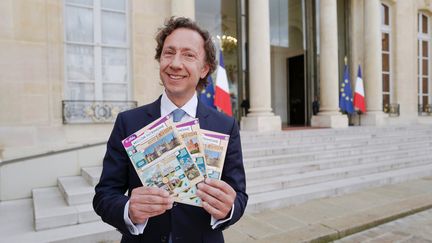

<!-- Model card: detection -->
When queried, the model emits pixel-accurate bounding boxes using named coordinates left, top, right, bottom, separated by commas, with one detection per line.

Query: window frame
left=417, top=12, right=431, bottom=114
left=381, top=3, right=392, bottom=112
left=63, top=0, right=131, bottom=101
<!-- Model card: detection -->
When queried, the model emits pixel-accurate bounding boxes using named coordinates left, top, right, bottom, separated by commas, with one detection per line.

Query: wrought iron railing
left=418, top=104, right=432, bottom=116
left=383, top=103, right=400, bottom=117
left=62, top=100, right=137, bottom=124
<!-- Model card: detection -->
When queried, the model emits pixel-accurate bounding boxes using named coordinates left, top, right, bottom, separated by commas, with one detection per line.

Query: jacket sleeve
left=218, top=119, right=248, bottom=229
left=93, top=113, right=133, bottom=235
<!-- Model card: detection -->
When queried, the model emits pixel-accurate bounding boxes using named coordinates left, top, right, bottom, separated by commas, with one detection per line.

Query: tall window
left=195, top=0, right=241, bottom=119
left=64, top=0, right=130, bottom=101
left=418, top=12, right=431, bottom=114
left=381, top=3, right=392, bottom=112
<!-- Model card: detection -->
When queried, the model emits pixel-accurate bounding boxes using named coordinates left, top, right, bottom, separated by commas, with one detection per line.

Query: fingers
left=202, top=178, right=236, bottom=196
left=132, top=186, right=170, bottom=197
left=202, top=201, right=229, bottom=220
left=129, top=203, right=170, bottom=223
left=196, top=179, right=236, bottom=220
left=128, top=186, right=174, bottom=224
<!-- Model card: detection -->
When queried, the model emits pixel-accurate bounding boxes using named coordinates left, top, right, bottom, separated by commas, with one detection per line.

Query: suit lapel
left=146, top=96, right=162, bottom=120
left=196, top=99, right=211, bottom=129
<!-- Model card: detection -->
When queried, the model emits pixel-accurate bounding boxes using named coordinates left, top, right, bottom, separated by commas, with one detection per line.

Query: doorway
left=288, top=55, right=305, bottom=125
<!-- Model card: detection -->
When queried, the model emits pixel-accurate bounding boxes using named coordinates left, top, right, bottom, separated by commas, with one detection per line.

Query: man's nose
left=170, top=53, right=183, bottom=69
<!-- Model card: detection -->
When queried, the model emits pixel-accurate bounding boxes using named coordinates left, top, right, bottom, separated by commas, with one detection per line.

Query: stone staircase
left=242, top=125, right=432, bottom=212
left=32, top=167, right=102, bottom=231
left=28, top=125, right=432, bottom=240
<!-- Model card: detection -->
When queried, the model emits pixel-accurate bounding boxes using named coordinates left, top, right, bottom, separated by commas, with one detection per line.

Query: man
left=93, top=17, right=248, bottom=243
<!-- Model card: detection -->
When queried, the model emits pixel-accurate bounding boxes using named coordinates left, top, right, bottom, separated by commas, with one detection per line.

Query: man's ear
left=200, top=64, right=210, bottom=79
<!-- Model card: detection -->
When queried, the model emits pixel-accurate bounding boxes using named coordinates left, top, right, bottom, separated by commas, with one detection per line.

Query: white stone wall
left=0, top=0, right=172, bottom=161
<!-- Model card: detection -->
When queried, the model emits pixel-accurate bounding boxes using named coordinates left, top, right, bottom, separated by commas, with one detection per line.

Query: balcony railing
left=383, top=103, right=400, bottom=117
left=418, top=104, right=432, bottom=116
left=62, top=100, right=137, bottom=124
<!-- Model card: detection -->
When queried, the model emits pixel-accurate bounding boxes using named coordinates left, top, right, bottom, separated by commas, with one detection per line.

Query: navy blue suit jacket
left=93, top=97, right=248, bottom=243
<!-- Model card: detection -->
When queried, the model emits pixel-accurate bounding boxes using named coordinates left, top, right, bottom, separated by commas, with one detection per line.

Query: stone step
left=246, top=163, right=432, bottom=213
left=240, top=126, right=432, bottom=142
left=245, top=147, right=431, bottom=179
left=315, top=141, right=431, bottom=160
left=242, top=127, right=431, bottom=141
left=242, top=136, right=432, bottom=158
left=32, top=187, right=99, bottom=231
left=247, top=153, right=432, bottom=194
left=241, top=130, right=432, bottom=148
left=58, top=176, right=94, bottom=206
left=242, top=133, right=372, bottom=146
left=81, top=166, right=102, bottom=186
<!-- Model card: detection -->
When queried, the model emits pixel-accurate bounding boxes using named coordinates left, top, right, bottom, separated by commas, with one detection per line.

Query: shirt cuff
left=123, top=200, right=147, bottom=235
left=210, top=204, right=235, bottom=229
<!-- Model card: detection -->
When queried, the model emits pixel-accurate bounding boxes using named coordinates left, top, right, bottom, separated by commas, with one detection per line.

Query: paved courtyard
left=335, top=208, right=432, bottom=243
left=223, top=176, right=432, bottom=243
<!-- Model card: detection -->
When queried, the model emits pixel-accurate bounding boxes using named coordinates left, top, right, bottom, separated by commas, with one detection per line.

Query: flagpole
left=358, top=110, right=361, bottom=126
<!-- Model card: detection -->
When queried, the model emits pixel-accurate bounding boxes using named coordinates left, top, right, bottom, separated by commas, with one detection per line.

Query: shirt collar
left=160, top=90, right=197, bottom=118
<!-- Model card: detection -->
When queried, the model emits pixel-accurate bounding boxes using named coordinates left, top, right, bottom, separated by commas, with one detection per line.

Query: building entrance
left=288, top=55, right=306, bottom=125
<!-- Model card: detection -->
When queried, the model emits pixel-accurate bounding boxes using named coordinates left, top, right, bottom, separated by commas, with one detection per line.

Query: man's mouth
left=168, top=74, right=186, bottom=80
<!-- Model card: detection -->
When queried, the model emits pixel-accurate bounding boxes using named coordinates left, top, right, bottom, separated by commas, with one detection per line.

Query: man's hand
left=128, top=187, right=174, bottom=224
left=196, top=178, right=236, bottom=220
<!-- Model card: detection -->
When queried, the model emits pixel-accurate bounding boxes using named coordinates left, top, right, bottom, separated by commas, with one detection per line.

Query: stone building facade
left=1, top=0, right=432, bottom=201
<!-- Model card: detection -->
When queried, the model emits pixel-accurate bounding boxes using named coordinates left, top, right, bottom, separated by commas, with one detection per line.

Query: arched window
left=381, top=3, right=392, bottom=113
left=418, top=12, right=431, bottom=115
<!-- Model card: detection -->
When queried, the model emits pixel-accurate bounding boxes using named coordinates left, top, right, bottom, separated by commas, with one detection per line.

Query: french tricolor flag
left=353, top=65, right=366, bottom=113
left=214, top=51, right=232, bottom=116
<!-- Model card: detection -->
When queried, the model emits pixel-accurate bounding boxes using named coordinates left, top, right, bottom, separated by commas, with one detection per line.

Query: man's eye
left=184, top=53, right=196, bottom=58
left=163, top=50, right=175, bottom=55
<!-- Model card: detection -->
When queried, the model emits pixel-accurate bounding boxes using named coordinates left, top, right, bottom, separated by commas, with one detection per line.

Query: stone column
left=311, top=0, right=348, bottom=128
left=361, top=0, right=386, bottom=125
left=393, top=1, right=417, bottom=124
left=171, top=0, right=195, bottom=19
left=241, top=0, right=281, bottom=131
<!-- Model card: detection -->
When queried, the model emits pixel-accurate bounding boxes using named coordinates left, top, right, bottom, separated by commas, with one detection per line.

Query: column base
left=311, top=113, right=349, bottom=128
left=240, top=115, right=281, bottom=132
left=358, top=111, right=387, bottom=126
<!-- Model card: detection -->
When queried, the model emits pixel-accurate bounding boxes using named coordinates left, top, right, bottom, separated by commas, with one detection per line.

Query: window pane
left=423, top=41, right=428, bottom=57
left=103, top=83, right=127, bottom=100
left=66, top=45, right=94, bottom=80
left=383, top=74, right=390, bottom=92
left=66, top=0, right=93, bottom=6
left=382, top=53, right=390, bottom=72
left=101, top=11, right=126, bottom=45
left=102, top=48, right=127, bottom=82
left=66, top=6, right=93, bottom=43
left=423, top=59, right=428, bottom=75
left=423, top=78, right=429, bottom=94
left=382, top=33, right=389, bottom=51
left=423, top=14, right=428, bottom=34
left=382, top=4, right=389, bottom=25
left=67, top=82, right=94, bottom=100
left=101, top=0, right=125, bottom=11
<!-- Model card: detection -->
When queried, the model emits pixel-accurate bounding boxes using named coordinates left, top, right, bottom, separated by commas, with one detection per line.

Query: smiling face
left=159, top=28, right=210, bottom=107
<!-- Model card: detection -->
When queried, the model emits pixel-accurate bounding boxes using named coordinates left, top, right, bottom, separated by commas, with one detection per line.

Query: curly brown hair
left=155, top=16, right=217, bottom=91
